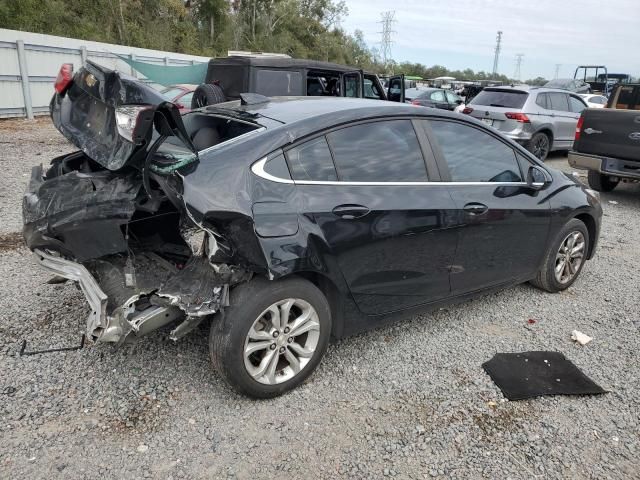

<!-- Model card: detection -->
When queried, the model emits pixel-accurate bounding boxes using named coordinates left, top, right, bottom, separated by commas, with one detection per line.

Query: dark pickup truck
left=569, top=84, right=640, bottom=191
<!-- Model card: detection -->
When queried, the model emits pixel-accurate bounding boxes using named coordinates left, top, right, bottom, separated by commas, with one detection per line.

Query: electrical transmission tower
left=554, top=64, right=561, bottom=79
left=514, top=53, right=524, bottom=81
left=492, top=31, right=503, bottom=77
left=379, top=11, right=396, bottom=73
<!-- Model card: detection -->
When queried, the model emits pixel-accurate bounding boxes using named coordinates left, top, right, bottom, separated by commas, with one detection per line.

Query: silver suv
left=462, top=86, right=588, bottom=160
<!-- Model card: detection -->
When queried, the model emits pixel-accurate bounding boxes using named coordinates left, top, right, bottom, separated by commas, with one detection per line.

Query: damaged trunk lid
left=50, top=60, right=195, bottom=171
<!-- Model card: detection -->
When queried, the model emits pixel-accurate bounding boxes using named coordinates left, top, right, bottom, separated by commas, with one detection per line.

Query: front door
left=424, top=118, right=552, bottom=294
left=284, top=118, right=458, bottom=315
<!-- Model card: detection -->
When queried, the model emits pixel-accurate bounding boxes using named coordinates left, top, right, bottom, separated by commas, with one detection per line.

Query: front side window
left=429, top=121, right=522, bottom=182
left=327, top=120, right=427, bottom=182
left=569, top=96, right=586, bottom=113
left=286, top=136, right=337, bottom=181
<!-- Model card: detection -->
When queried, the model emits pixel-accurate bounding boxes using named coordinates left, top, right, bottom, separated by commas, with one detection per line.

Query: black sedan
left=408, top=87, right=464, bottom=110
left=25, top=62, right=602, bottom=398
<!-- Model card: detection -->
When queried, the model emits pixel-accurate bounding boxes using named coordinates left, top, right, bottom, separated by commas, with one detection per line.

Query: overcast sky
left=340, top=0, right=639, bottom=80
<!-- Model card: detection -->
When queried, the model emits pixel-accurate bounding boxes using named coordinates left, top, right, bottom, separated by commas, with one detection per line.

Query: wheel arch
left=290, top=271, right=346, bottom=340
left=573, top=212, right=597, bottom=259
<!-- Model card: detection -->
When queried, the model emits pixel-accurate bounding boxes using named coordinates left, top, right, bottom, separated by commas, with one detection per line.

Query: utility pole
left=379, top=11, right=396, bottom=74
left=554, top=64, right=561, bottom=79
left=492, top=31, right=503, bottom=78
left=514, top=53, right=524, bottom=81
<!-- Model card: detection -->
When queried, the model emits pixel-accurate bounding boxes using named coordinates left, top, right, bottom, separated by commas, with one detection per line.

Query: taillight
left=411, top=99, right=420, bottom=106
left=115, top=106, right=154, bottom=143
left=462, top=107, right=473, bottom=114
left=575, top=115, right=584, bottom=141
left=505, top=112, right=530, bottom=123
left=54, top=63, right=74, bottom=94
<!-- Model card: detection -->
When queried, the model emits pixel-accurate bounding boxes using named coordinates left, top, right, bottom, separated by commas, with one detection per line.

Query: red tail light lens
left=462, top=107, right=474, bottom=114
left=505, top=112, right=530, bottom=123
left=575, top=115, right=584, bottom=141
left=410, top=99, right=420, bottom=105
left=54, top=63, right=74, bottom=94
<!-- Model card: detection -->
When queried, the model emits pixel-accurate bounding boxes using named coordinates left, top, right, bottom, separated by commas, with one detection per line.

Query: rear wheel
left=526, top=132, right=551, bottom=161
left=191, top=83, right=226, bottom=109
left=530, top=219, right=589, bottom=293
left=587, top=170, right=619, bottom=192
left=210, top=277, right=331, bottom=398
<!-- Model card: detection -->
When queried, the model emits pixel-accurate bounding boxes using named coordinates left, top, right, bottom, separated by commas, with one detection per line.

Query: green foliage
left=0, top=0, right=532, bottom=83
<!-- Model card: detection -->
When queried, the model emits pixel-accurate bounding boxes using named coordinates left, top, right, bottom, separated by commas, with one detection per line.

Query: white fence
left=0, top=28, right=211, bottom=119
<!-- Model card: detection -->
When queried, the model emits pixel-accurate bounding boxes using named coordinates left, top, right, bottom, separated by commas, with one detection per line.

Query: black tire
left=587, top=170, right=618, bottom=192
left=191, top=83, right=226, bottom=109
left=530, top=218, right=589, bottom=293
left=209, top=276, right=331, bottom=398
left=525, top=132, right=551, bottom=161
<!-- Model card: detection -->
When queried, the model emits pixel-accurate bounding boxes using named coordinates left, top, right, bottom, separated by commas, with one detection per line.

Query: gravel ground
left=1, top=118, right=639, bottom=480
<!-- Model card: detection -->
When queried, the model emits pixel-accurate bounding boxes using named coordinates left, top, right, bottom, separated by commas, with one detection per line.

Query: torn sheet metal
left=23, top=162, right=141, bottom=261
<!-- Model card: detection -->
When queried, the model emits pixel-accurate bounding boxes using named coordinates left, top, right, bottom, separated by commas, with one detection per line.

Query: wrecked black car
left=24, top=62, right=602, bottom=398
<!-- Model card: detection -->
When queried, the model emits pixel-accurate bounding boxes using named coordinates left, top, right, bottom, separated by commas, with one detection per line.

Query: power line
left=514, top=53, right=524, bottom=81
left=378, top=11, right=396, bottom=74
left=492, top=31, right=503, bottom=77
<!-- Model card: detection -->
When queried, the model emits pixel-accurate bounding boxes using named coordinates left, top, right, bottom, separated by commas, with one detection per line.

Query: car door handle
left=463, top=203, right=488, bottom=215
left=332, top=204, right=370, bottom=219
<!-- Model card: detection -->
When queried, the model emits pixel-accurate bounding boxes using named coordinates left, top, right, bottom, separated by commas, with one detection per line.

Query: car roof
left=209, top=56, right=367, bottom=74
left=199, top=96, right=467, bottom=143
left=204, top=96, right=428, bottom=124
left=482, top=85, right=584, bottom=95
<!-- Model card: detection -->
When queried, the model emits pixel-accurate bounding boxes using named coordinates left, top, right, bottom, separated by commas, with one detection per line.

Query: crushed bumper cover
left=33, top=248, right=184, bottom=343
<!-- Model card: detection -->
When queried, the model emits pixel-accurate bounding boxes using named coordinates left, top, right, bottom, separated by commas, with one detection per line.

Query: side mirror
left=527, top=165, right=550, bottom=190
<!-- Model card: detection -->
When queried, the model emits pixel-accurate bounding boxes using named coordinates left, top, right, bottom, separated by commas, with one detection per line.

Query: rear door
left=284, top=118, right=458, bottom=315
left=341, top=70, right=364, bottom=98
left=387, top=74, right=406, bottom=102
left=424, top=119, right=552, bottom=293
left=547, top=92, right=576, bottom=146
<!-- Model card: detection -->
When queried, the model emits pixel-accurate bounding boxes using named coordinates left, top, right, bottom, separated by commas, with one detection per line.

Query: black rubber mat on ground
left=482, top=351, right=607, bottom=401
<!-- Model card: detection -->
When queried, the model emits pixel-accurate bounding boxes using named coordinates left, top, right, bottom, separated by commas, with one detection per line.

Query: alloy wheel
left=243, top=298, right=321, bottom=385
left=554, top=231, right=585, bottom=284
left=533, top=134, right=550, bottom=160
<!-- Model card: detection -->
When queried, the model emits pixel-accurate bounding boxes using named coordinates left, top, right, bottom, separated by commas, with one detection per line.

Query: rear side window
left=613, top=86, right=640, bottom=110
left=327, top=120, right=428, bottom=182
left=255, top=70, right=303, bottom=96
left=569, top=96, right=586, bottom=113
left=429, top=121, right=522, bottom=182
left=548, top=92, right=570, bottom=111
left=469, top=89, right=528, bottom=108
left=286, top=137, right=337, bottom=181
left=431, top=91, right=446, bottom=102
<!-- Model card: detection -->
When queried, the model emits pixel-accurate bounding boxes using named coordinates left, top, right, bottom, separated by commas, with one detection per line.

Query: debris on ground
left=482, top=351, right=607, bottom=401
left=571, top=330, right=593, bottom=345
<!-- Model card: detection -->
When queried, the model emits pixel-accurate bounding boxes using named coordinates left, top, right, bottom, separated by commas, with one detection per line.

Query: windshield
left=545, top=79, right=570, bottom=88
left=469, top=89, right=528, bottom=108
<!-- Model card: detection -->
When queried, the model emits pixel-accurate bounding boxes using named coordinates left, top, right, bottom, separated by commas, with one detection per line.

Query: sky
left=340, top=0, right=640, bottom=80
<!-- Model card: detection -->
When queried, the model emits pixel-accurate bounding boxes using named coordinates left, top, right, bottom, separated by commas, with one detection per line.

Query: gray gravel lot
left=1, top=118, right=639, bottom=479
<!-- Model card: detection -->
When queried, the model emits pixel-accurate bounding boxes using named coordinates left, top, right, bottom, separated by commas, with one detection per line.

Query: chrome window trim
left=251, top=157, right=529, bottom=187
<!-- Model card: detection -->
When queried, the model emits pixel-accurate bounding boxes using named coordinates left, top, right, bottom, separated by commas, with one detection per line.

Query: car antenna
left=240, top=93, right=270, bottom=106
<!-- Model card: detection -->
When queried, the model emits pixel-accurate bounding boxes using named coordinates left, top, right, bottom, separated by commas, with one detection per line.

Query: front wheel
left=209, top=277, right=331, bottom=398
left=530, top=219, right=589, bottom=293
left=587, top=170, right=619, bottom=192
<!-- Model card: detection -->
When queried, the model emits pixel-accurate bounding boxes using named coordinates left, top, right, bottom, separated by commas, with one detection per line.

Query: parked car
left=569, top=83, right=640, bottom=191
left=579, top=94, right=607, bottom=108
left=191, top=56, right=405, bottom=108
left=159, top=84, right=197, bottom=112
left=26, top=61, right=602, bottom=398
left=462, top=85, right=588, bottom=161
left=545, top=78, right=591, bottom=94
left=409, top=88, right=464, bottom=110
